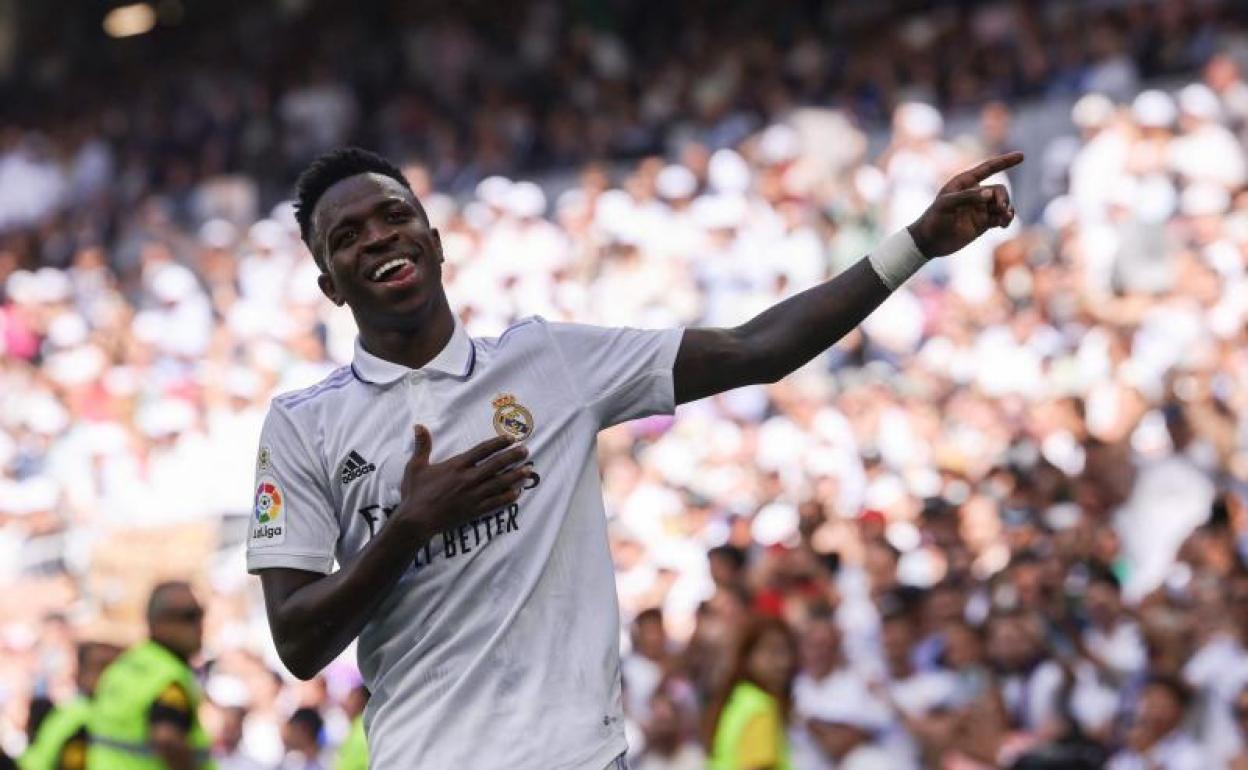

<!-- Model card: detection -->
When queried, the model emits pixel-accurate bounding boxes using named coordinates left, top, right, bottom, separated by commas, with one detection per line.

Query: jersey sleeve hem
left=247, top=552, right=334, bottom=575
left=586, top=326, right=684, bottom=417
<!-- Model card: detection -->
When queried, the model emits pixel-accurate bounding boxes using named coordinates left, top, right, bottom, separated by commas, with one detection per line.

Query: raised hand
left=907, top=151, right=1023, bottom=258
left=394, top=425, right=532, bottom=541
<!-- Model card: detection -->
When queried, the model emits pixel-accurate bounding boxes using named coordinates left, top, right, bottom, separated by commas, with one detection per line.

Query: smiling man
left=249, top=147, right=1020, bottom=769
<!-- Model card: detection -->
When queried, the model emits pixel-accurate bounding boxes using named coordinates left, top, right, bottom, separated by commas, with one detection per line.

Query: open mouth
left=369, top=255, right=417, bottom=284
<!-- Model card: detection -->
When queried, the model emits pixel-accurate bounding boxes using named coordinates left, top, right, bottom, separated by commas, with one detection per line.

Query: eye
left=334, top=228, right=357, bottom=249
left=387, top=209, right=412, bottom=223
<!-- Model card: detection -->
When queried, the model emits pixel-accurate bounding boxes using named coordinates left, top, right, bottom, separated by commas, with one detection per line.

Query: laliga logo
left=253, top=481, right=284, bottom=540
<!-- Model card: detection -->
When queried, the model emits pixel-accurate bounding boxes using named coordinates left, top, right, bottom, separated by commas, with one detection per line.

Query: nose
left=361, top=224, right=399, bottom=253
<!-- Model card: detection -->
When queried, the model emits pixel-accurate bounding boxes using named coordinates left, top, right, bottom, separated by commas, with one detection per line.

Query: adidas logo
left=340, top=451, right=376, bottom=485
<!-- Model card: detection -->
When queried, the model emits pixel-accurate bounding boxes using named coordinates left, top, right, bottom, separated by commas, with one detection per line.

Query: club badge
left=492, top=393, right=534, bottom=442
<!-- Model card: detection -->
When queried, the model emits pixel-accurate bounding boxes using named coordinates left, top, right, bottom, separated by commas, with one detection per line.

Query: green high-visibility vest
left=18, top=696, right=91, bottom=770
left=710, top=682, right=794, bottom=770
left=86, top=640, right=215, bottom=770
left=334, top=715, right=368, bottom=770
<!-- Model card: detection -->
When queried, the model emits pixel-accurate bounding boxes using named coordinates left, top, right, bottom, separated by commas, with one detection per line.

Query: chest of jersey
left=323, top=352, right=577, bottom=573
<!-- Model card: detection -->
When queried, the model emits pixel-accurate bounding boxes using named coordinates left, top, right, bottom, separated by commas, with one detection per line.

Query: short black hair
left=287, top=707, right=324, bottom=742
left=293, top=147, right=417, bottom=264
left=1144, top=674, right=1193, bottom=710
left=147, top=580, right=192, bottom=624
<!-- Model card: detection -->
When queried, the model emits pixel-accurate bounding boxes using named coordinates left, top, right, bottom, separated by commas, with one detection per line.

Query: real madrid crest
left=492, top=393, right=534, bottom=442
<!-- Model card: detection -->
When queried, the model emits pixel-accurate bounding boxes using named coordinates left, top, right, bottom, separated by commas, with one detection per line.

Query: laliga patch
left=251, top=476, right=286, bottom=545
left=492, top=393, right=534, bottom=442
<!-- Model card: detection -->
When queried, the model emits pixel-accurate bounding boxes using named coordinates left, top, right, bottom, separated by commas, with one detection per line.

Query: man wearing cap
left=249, top=145, right=1019, bottom=768
left=87, top=582, right=214, bottom=770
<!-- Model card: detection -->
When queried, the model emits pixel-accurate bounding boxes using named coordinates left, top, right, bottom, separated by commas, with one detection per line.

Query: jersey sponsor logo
left=356, top=463, right=542, bottom=571
left=252, top=477, right=285, bottom=544
left=492, top=393, right=534, bottom=442
left=339, top=450, right=377, bottom=485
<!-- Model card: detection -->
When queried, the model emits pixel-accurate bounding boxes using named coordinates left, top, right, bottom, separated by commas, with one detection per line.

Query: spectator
left=705, top=616, right=798, bottom=770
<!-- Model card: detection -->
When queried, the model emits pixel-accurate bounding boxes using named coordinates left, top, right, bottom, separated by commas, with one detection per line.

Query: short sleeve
left=546, top=321, right=684, bottom=429
left=735, top=711, right=780, bottom=769
left=246, top=404, right=339, bottom=575
left=147, top=683, right=193, bottom=733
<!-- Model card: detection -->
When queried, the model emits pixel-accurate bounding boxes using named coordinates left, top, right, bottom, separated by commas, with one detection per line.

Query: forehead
left=313, top=172, right=416, bottom=233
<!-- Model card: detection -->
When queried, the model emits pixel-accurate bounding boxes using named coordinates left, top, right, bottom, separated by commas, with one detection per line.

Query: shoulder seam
left=276, top=367, right=354, bottom=409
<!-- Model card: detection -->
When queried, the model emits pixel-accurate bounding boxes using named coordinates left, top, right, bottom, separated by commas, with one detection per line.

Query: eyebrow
left=321, top=196, right=413, bottom=251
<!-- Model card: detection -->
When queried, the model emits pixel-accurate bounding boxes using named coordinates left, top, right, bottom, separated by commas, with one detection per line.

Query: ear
left=317, top=271, right=344, bottom=307
left=432, top=228, right=444, bottom=264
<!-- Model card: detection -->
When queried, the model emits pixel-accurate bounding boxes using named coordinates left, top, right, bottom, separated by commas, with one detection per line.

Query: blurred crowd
left=5, top=1, right=1248, bottom=769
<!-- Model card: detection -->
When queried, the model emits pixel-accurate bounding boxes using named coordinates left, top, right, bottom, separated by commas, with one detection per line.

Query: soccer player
left=249, top=147, right=1020, bottom=768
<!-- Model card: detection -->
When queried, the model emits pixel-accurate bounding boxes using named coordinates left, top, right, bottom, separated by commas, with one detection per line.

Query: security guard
left=19, top=641, right=120, bottom=770
left=87, top=581, right=214, bottom=770
left=334, top=686, right=368, bottom=770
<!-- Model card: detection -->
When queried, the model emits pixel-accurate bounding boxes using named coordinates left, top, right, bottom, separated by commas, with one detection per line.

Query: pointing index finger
left=964, top=151, right=1024, bottom=184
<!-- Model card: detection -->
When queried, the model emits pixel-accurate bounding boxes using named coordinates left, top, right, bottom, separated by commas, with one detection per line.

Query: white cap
left=46, top=312, right=90, bottom=349
left=33, top=268, right=72, bottom=304
left=5, top=270, right=35, bottom=304
left=690, top=194, right=747, bottom=231
left=248, top=219, right=287, bottom=251
left=45, top=345, right=107, bottom=387
left=198, top=218, right=238, bottom=250
left=1132, top=89, right=1177, bottom=128
left=758, top=123, right=801, bottom=164
left=475, top=175, right=514, bottom=208
left=505, top=181, right=547, bottom=219
left=708, top=149, right=751, bottom=194
left=206, top=674, right=252, bottom=708
left=751, top=502, right=799, bottom=546
left=1178, top=83, right=1221, bottom=121
left=895, top=101, right=943, bottom=139
left=1071, top=93, right=1115, bottom=129
left=137, top=399, right=196, bottom=438
left=656, top=165, right=698, bottom=200
left=1180, top=182, right=1230, bottom=217
left=1044, top=502, right=1083, bottom=531
left=23, top=397, right=69, bottom=435
left=150, top=266, right=198, bottom=303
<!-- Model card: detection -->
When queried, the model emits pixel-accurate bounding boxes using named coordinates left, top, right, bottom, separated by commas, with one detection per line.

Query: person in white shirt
left=1107, top=676, right=1208, bottom=770
left=248, top=146, right=1020, bottom=769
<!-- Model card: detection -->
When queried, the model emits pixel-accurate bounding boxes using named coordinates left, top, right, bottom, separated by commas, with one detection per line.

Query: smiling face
left=312, top=172, right=447, bottom=332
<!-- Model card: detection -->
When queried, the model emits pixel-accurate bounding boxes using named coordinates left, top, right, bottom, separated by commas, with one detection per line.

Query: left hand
left=908, top=151, right=1023, bottom=258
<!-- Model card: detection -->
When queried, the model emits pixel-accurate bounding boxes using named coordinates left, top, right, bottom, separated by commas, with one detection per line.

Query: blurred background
left=3, top=0, right=1248, bottom=768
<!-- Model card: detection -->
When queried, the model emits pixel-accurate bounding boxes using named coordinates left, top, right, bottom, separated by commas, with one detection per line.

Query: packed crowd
left=5, top=2, right=1248, bottom=769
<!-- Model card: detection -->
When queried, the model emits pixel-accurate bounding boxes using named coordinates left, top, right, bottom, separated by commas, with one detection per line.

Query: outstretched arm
left=673, top=152, right=1021, bottom=404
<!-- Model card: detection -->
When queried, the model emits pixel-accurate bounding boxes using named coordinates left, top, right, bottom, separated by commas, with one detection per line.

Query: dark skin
left=260, top=153, right=1022, bottom=680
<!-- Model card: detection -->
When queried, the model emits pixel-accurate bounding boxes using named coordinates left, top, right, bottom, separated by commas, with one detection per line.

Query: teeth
left=371, top=258, right=409, bottom=281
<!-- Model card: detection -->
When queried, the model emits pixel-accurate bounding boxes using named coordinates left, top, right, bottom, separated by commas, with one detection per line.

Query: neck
left=358, top=303, right=455, bottom=370
left=150, top=636, right=188, bottom=663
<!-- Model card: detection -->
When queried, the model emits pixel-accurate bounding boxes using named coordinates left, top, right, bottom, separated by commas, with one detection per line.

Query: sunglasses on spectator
left=162, top=606, right=205, bottom=622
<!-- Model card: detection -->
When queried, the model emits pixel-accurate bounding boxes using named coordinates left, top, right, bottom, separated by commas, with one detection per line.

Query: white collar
left=351, top=319, right=475, bottom=384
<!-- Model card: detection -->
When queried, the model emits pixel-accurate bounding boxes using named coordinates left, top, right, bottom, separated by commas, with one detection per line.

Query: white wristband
left=867, top=228, right=927, bottom=291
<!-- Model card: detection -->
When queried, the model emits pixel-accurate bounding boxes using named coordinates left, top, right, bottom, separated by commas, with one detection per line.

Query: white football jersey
left=247, top=316, right=683, bottom=769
